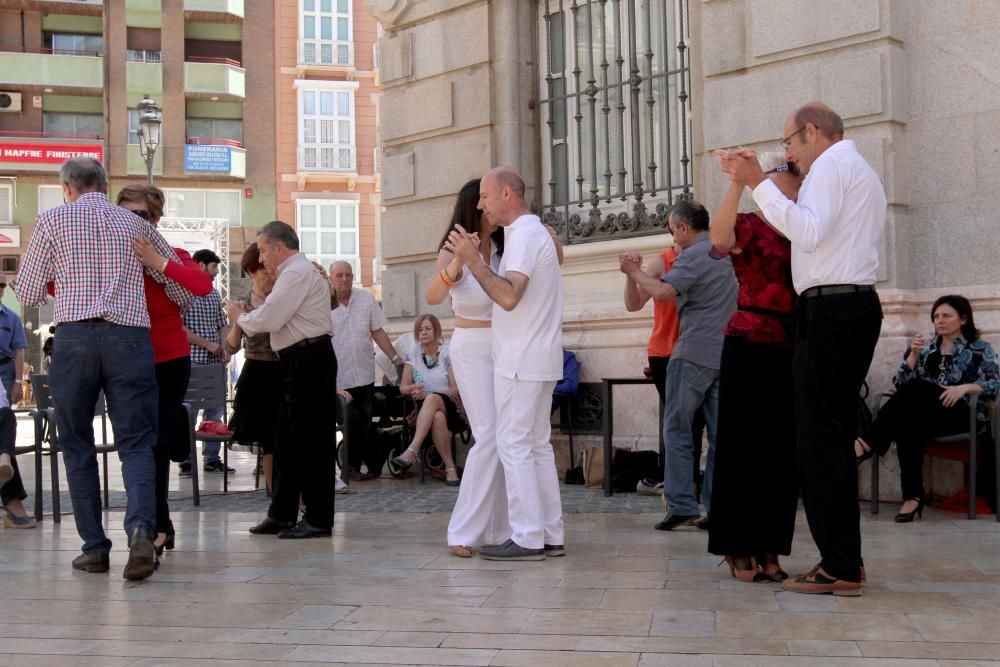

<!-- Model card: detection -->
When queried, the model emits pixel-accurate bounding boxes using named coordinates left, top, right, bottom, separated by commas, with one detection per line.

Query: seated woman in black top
left=855, top=295, right=999, bottom=522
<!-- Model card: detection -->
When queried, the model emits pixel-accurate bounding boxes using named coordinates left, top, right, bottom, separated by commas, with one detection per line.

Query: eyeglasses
left=765, top=164, right=790, bottom=174
left=131, top=209, right=151, bottom=221
left=781, top=125, right=807, bottom=148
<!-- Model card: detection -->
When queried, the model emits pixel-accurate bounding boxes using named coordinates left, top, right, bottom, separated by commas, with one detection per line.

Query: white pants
left=447, top=328, right=511, bottom=548
left=494, top=374, right=564, bottom=549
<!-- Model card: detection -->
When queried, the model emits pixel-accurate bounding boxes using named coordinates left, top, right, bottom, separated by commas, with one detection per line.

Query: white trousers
left=447, top=328, right=511, bottom=548
left=494, top=374, right=564, bottom=549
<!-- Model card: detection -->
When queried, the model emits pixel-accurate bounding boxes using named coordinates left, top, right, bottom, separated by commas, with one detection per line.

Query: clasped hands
left=715, top=147, right=766, bottom=189
left=618, top=251, right=643, bottom=275
left=225, top=300, right=248, bottom=325
left=444, top=224, right=481, bottom=265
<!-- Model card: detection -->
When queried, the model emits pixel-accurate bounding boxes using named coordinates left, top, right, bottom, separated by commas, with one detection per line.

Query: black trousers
left=708, top=336, right=797, bottom=556
left=268, top=338, right=338, bottom=529
left=154, top=356, right=191, bottom=533
left=650, top=355, right=705, bottom=485
left=345, top=383, right=376, bottom=473
left=865, top=379, right=968, bottom=501
left=0, top=406, right=24, bottom=505
left=794, top=290, right=882, bottom=582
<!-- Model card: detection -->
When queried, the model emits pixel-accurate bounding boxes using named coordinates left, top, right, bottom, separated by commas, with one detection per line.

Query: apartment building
left=274, top=0, right=381, bottom=289
left=0, top=0, right=276, bottom=315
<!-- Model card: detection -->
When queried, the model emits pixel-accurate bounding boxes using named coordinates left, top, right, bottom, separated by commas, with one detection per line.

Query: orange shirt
left=647, top=247, right=680, bottom=358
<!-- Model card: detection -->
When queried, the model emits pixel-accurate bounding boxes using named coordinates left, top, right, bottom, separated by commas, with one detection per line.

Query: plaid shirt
left=13, top=192, right=190, bottom=327
left=184, top=288, right=228, bottom=365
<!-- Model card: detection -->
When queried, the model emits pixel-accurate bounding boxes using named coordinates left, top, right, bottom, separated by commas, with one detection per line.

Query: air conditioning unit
left=0, top=92, right=22, bottom=113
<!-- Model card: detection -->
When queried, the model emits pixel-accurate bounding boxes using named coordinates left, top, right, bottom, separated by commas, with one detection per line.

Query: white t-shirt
left=450, top=242, right=499, bottom=321
left=493, top=214, right=563, bottom=381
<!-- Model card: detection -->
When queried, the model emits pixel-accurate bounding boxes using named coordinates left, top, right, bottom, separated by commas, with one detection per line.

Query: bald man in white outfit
left=447, top=166, right=565, bottom=561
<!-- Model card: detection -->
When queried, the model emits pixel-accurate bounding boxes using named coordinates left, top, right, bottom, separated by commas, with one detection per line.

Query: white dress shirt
left=331, top=287, right=387, bottom=389
left=238, top=252, right=332, bottom=352
left=752, top=139, right=887, bottom=294
left=493, top=214, right=563, bottom=381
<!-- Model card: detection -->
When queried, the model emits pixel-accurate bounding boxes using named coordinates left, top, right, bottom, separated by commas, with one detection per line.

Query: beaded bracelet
left=439, top=269, right=456, bottom=287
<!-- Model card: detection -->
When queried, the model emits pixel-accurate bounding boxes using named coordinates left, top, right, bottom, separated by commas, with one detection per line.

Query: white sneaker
left=636, top=478, right=663, bottom=496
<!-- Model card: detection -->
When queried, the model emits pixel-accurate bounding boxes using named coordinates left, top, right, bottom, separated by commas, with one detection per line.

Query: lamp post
left=136, top=94, right=162, bottom=185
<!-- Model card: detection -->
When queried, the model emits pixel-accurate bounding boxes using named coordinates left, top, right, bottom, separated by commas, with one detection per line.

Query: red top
left=715, top=212, right=796, bottom=345
left=648, top=247, right=681, bottom=357
left=146, top=248, right=213, bottom=363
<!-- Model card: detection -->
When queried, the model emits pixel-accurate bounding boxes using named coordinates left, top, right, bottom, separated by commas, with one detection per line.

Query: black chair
left=869, top=391, right=998, bottom=520
left=387, top=394, right=470, bottom=484
left=28, top=374, right=118, bottom=523
left=182, top=364, right=232, bottom=505
left=11, top=404, right=44, bottom=522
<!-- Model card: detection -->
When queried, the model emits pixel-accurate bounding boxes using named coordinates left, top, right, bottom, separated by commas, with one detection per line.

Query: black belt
left=737, top=304, right=796, bottom=320
left=800, top=284, right=875, bottom=299
left=277, top=334, right=331, bottom=357
left=69, top=317, right=108, bottom=324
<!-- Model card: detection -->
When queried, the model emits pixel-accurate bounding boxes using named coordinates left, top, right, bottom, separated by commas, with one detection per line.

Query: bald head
left=330, top=259, right=355, bottom=301
left=791, top=102, right=844, bottom=141
left=478, top=166, right=529, bottom=227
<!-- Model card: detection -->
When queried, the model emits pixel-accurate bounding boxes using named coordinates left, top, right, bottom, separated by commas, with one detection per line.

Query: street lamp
left=136, top=94, right=162, bottom=185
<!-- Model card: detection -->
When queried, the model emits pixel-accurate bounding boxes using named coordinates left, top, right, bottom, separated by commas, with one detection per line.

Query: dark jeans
left=154, top=356, right=191, bottom=534
left=865, top=379, right=969, bottom=501
left=345, top=383, right=376, bottom=473
left=0, top=372, right=25, bottom=505
left=0, top=406, right=23, bottom=505
left=794, top=290, right=882, bottom=583
left=649, top=355, right=706, bottom=489
left=268, top=338, right=338, bottom=529
left=49, top=323, right=158, bottom=555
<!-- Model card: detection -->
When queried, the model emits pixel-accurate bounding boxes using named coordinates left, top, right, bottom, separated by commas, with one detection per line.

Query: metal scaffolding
left=158, top=217, right=230, bottom=300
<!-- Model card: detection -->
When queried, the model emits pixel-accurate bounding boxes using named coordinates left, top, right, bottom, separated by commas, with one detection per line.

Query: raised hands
left=444, top=224, right=481, bottom=265
left=619, top=252, right=643, bottom=274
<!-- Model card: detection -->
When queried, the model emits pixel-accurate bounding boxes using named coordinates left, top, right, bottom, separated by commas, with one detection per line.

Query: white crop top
left=449, top=244, right=499, bottom=321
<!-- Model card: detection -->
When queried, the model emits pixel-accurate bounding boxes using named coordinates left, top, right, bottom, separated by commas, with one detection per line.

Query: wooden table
left=601, top=376, right=663, bottom=497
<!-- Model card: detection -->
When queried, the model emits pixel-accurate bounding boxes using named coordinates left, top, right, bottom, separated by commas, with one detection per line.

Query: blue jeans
left=49, top=323, right=158, bottom=555
left=663, top=358, right=720, bottom=517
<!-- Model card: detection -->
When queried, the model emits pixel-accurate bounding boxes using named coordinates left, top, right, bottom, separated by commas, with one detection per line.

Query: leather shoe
left=543, top=544, right=565, bottom=557
left=479, top=539, right=545, bottom=561
left=784, top=565, right=863, bottom=597
left=654, top=512, right=699, bottom=531
left=249, top=516, right=292, bottom=535
left=278, top=519, right=332, bottom=539
left=72, top=552, right=110, bottom=573
left=123, top=525, right=156, bottom=581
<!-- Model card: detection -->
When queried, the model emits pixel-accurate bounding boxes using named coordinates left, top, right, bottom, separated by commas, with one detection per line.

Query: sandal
left=391, top=447, right=419, bottom=470
left=855, top=438, right=874, bottom=466
left=721, top=555, right=763, bottom=583
left=445, top=466, right=460, bottom=487
left=758, top=554, right=788, bottom=582
left=449, top=545, right=474, bottom=558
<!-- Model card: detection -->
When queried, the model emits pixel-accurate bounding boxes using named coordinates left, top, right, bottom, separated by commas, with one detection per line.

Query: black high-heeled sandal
left=154, top=528, right=176, bottom=557
left=894, top=497, right=924, bottom=523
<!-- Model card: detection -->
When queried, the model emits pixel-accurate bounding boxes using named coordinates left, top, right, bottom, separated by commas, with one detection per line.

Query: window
left=1, top=257, right=17, bottom=274
left=38, top=186, right=64, bottom=214
left=297, top=200, right=358, bottom=275
left=298, top=86, right=355, bottom=171
left=43, top=32, right=104, bottom=56
left=185, top=118, right=243, bottom=145
left=163, top=189, right=242, bottom=228
left=300, top=0, right=353, bottom=66
left=43, top=112, right=103, bottom=138
left=128, top=109, right=165, bottom=146
left=126, top=49, right=161, bottom=63
left=536, top=0, right=692, bottom=243
left=0, top=185, right=11, bottom=225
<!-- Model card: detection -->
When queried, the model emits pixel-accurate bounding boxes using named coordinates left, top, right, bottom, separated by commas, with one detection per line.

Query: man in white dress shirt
left=721, top=103, right=885, bottom=596
left=446, top=166, right=565, bottom=561
left=229, top=221, right=338, bottom=540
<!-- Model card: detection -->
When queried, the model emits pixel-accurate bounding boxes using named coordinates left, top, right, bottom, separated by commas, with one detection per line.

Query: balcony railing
left=187, top=137, right=243, bottom=148
left=0, top=49, right=102, bottom=88
left=0, top=130, right=102, bottom=140
left=0, top=45, right=102, bottom=57
left=298, top=39, right=353, bottom=68
left=187, top=55, right=242, bottom=67
left=298, top=144, right=356, bottom=172
left=183, top=0, right=244, bottom=19
left=184, top=59, right=245, bottom=98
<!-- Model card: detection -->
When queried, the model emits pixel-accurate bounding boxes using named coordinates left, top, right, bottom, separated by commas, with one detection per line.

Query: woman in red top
left=706, top=153, right=802, bottom=583
left=118, top=185, right=212, bottom=560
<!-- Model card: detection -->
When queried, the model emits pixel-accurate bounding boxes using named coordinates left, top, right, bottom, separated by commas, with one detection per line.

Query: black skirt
left=433, top=392, right=467, bottom=433
left=707, top=335, right=798, bottom=557
left=229, top=358, right=281, bottom=454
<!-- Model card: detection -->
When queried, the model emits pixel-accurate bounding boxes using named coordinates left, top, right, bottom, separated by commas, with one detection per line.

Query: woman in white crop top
left=426, top=178, right=563, bottom=558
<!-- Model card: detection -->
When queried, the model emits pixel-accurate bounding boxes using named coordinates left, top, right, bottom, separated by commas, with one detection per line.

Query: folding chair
left=182, top=364, right=231, bottom=505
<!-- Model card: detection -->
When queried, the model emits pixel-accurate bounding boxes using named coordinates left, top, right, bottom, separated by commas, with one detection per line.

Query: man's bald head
left=478, top=166, right=529, bottom=227
left=485, top=166, right=526, bottom=198
left=790, top=102, right=844, bottom=141
left=330, top=260, right=352, bottom=274
left=330, top=260, right=355, bottom=300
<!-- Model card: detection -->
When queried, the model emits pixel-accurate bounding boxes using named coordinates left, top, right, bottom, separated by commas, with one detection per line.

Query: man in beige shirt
left=228, top=220, right=337, bottom=539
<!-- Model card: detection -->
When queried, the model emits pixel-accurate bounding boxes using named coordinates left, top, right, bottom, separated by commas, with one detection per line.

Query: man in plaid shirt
left=180, top=249, right=233, bottom=476
left=13, top=157, right=191, bottom=581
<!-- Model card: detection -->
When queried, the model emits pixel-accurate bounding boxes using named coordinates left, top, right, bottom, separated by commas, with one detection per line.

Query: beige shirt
left=237, top=252, right=332, bottom=352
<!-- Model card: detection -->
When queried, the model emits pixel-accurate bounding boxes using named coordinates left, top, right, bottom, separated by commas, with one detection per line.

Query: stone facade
left=365, top=0, right=1000, bottom=501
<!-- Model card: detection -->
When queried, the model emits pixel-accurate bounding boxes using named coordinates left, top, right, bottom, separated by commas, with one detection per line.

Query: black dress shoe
left=694, top=516, right=710, bottom=530
left=249, top=516, right=292, bottom=535
left=72, top=552, right=110, bottom=573
left=123, top=525, right=156, bottom=581
left=654, top=512, right=700, bottom=531
left=278, top=519, right=332, bottom=539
